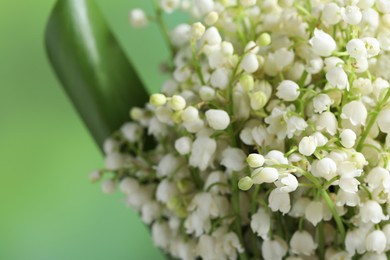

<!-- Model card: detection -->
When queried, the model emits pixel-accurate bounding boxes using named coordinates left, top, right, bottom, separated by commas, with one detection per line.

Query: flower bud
left=205, top=109, right=230, bottom=130
left=239, top=74, right=254, bottom=92
left=276, top=80, right=300, bottom=101
left=191, top=22, right=205, bottom=40
left=169, top=95, right=186, bottom=111
left=299, top=136, right=318, bottom=156
left=203, top=26, right=221, bottom=45
left=129, top=9, right=148, bottom=28
left=340, top=129, right=356, bottom=148
left=175, top=136, right=192, bottom=155
left=257, top=32, right=271, bottom=47
left=150, top=93, right=167, bottom=106
left=238, top=176, right=254, bottom=191
left=347, top=39, right=367, bottom=59
left=89, top=170, right=101, bottom=183
left=199, top=86, right=216, bottom=101
left=102, top=179, right=116, bottom=194
left=252, top=167, right=279, bottom=184
left=241, top=53, right=259, bottom=73
left=247, top=153, right=265, bottom=168
left=342, top=5, right=362, bottom=25
left=130, top=107, right=143, bottom=121
left=309, top=29, right=336, bottom=57
left=204, top=11, right=218, bottom=25
left=181, top=106, right=199, bottom=122
left=250, top=91, right=267, bottom=110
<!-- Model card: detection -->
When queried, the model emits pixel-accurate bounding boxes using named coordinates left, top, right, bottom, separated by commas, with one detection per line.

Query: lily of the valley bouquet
left=87, top=0, right=390, bottom=259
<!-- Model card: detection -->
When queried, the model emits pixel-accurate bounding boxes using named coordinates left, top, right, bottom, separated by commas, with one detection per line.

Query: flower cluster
left=92, top=0, right=390, bottom=259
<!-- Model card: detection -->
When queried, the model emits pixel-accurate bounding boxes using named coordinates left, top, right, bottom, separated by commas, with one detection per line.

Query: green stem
left=321, top=190, right=345, bottom=241
left=153, top=2, right=175, bottom=60
left=250, top=185, right=261, bottom=259
left=356, top=87, right=390, bottom=151
left=231, top=172, right=248, bottom=260
left=318, top=221, right=325, bottom=260
left=191, top=41, right=206, bottom=85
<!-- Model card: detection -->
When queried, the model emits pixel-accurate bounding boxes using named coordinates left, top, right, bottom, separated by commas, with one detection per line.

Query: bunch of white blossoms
left=92, top=0, right=390, bottom=259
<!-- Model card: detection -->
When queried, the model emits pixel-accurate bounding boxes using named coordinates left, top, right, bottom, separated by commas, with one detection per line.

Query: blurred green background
left=0, top=0, right=175, bottom=259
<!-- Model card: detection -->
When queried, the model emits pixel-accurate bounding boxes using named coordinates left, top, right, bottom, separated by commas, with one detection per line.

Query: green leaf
left=45, top=0, right=149, bottom=149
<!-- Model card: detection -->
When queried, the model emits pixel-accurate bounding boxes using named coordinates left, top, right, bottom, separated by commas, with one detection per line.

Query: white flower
left=340, top=129, right=357, bottom=148
left=221, top=147, right=246, bottom=171
left=152, top=222, right=170, bottom=249
left=204, top=171, right=229, bottom=194
left=251, top=208, right=271, bottom=240
left=199, top=86, right=216, bottom=101
left=366, top=230, right=387, bottom=254
left=102, top=179, right=116, bottom=194
left=261, top=237, right=288, bottom=260
left=336, top=189, right=360, bottom=207
left=210, top=68, right=229, bottom=89
left=189, top=136, right=217, bottom=171
left=277, top=174, right=299, bottom=193
left=175, top=136, right=192, bottom=155
left=352, top=57, right=368, bottom=73
left=299, top=136, right=318, bottom=156
left=377, top=108, right=390, bottom=134
left=360, top=200, right=389, bottom=224
left=121, top=122, right=142, bottom=142
left=346, top=228, right=368, bottom=255
left=376, top=0, right=390, bottom=14
left=290, top=230, right=317, bottom=256
left=150, top=93, right=167, bottom=106
left=316, top=111, right=339, bottom=135
left=342, top=5, right=362, bottom=25
left=347, top=39, right=367, bottom=59
left=365, top=167, right=390, bottom=190
left=129, top=9, right=148, bottom=28
left=156, top=179, right=178, bottom=203
left=105, top=152, right=125, bottom=170
left=322, top=3, right=341, bottom=26
left=182, top=106, right=199, bottom=122
left=286, top=116, right=308, bottom=138
left=205, top=109, right=230, bottom=130
left=265, top=150, right=289, bottom=165
left=326, top=67, right=349, bottom=90
left=276, top=80, right=300, bottom=101
left=197, top=235, right=217, bottom=259
left=362, top=37, right=381, bottom=58
left=89, top=170, right=101, bottom=183
left=141, top=201, right=160, bottom=224
left=309, top=29, right=337, bottom=57
left=157, top=154, right=181, bottom=177
left=311, top=132, right=329, bottom=147
left=252, top=167, right=279, bottom=184
left=160, top=0, right=180, bottom=13
left=241, top=53, right=259, bottom=73
left=240, top=0, right=256, bottom=7
left=203, top=26, right=221, bottom=45
left=305, top=201, right=323, bottom=226
left=194, top=0, right=214, bottom=16
left=171, top=24, right=191, bottom=47
left=311, top=158, right=337, bottom=180
left=268, top=188, right=291, bottom=214
left=119, top=177, right=139, bottom=194
left=341, top=100, right=368, bottom=126
left=290, top=197, right=311, bottom=218
left=313, top=94, right=333, bottom=113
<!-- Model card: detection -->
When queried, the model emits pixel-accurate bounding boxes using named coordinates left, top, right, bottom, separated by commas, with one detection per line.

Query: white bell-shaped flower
left=326, top=67, right=349, bottom=90
left=157, top=154, right=181, bottom=177
left=203, top=26, right=221, bottom=45
left=362, top=37, right=381, bottom=58
left=309, top=29, right=337, bottom=57
left=102, top=179, right=116, bottom=194
left=342, top=5, right=362, bottom=25
left=377, top=108, right=390, bottom=134
left=205, top=109, right=230, bottom=130
left=313, top=94, right=333, bottom=113
left=189, top=136, right=217, bottom=171
left=366, top=230, right=387, bottom=254
left=316, top=111, right=339, bottom=135
left=340, top=129, right=357, bottom=148
left=347, top=39, right=367, bottom=59
left=346, top=228, right=368, bottom=256
left=268, top=188, right=291, bottom=214
left=322, top=3, right=341, bottom=26
left=210, top=68, right=230, bottom=89
left=241, top=53, right=259, bottom=73
left=311, top=158, right=337, bottom=180
left=341, top=100, right=368, bottom=126
left=261, top=237, right=288, bottom=260
left=299, top=136, right=318, bottom=156
left=221, top=147, right=246, bottom=171
left=276, top=174, right=299, bottom=193
left=152, top=222, right=171, bottom=250
left=276, top=80, right=300, bottom=101
left=360, top=200, right=389, bottom=224
left=290, top=230, right=317, bottom=256
left=129, top=9, right=149, bottom=28
left=290, top=197, right=311, bottom=218
left=175, top=136, right=192, bottom=155
left=250, top=207, right=271, bottom=240
left=305, top=201, right=323, bottom=226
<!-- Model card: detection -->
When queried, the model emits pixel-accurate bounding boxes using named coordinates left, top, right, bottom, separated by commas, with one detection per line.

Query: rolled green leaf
left=45, top=0, right=149, bottom=149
